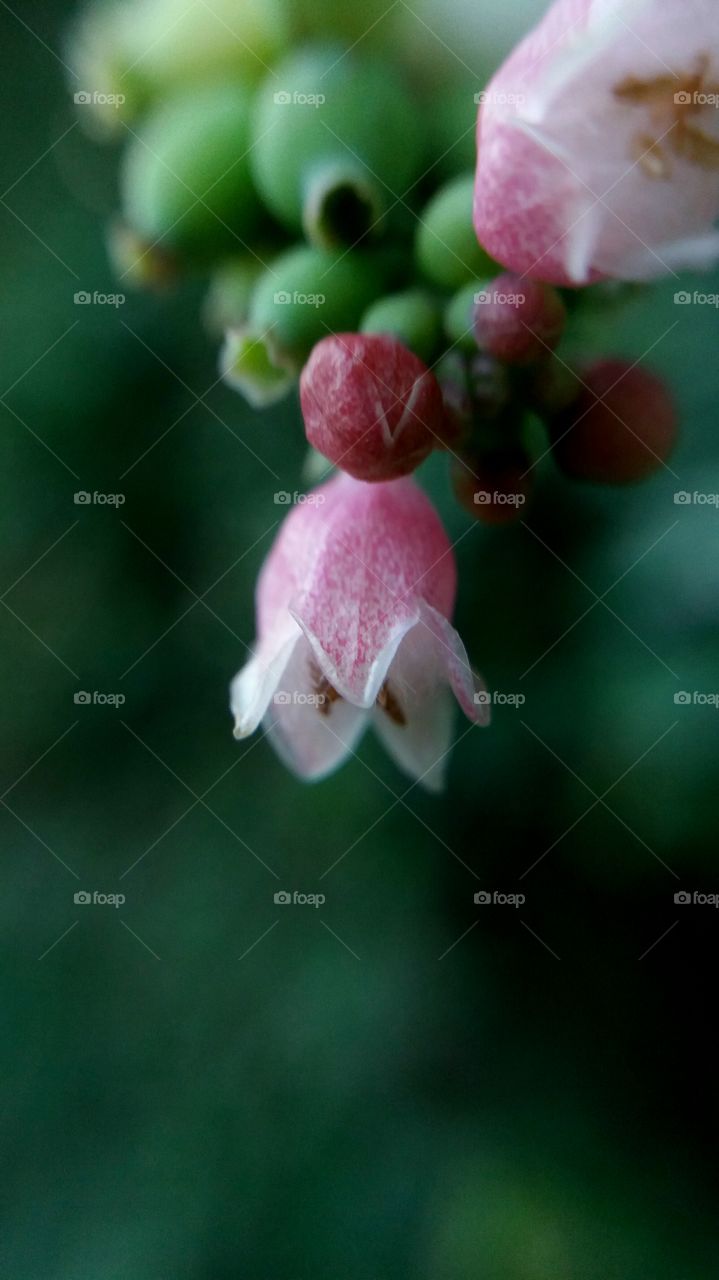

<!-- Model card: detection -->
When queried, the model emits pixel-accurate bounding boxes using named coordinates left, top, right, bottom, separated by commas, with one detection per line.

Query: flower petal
left=418, top=603, right=491, bottom=726
left=230, top=630, right=300, bottom=739
left=371, top=623, right=457, bottom=792
left=263, top=634, right=368, bottom=780
left=289, top=475, right=457, bottom=706
left=475, top=0, right=719, bottom=283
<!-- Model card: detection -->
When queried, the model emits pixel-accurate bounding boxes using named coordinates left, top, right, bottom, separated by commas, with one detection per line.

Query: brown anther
left=376, top=682, right=407, bottom=726
left=309, top=657, right=342, bottom=716
left=614, top=54, right=719, bottom=177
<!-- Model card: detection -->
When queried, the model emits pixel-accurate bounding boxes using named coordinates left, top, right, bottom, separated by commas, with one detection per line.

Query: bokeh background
left=1, top=1, right=717, bottom=1276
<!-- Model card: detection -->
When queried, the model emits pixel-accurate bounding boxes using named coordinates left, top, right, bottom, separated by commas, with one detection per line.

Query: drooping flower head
left=231, top=473, right=489, bottom=790
left=474, top=0, right=719, bottom=284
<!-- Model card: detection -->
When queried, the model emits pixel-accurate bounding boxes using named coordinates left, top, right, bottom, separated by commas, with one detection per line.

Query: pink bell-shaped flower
left=473, top=0, right=719, bottom=284
left=231, top=474, right=489, bottom=790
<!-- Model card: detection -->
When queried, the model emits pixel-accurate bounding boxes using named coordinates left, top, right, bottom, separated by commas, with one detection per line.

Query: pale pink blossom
left=474, top=0, right=719, bottom=284
left=231, top=474, right=489, bottom=789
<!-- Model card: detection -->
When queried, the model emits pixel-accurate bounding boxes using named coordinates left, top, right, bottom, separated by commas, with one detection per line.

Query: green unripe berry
left=203, top=257, right=267, bottom=337
left=416, top=174, right=496, bottom=289
left=106, top=220, right=178, bottom=290
left=250, top=45, right=424, bottom=249
left=126, top=0, right=287, bottom=95
left=68, top=4, right=149, bottom=139
left=444, top=281, right=493, bottom=351
left=220, top=244, right=392, bottom=409
left=360, top=290, right=443, bottom=364
left=286, top=0, right=404, bottom=46
left=220, top=330, right=296, bottom=409
left=248, top=244, right=392, bottom=363
left=121, top=82, right=263, bottom=261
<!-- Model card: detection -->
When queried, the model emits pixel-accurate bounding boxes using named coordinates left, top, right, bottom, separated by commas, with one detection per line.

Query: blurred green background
left=1, top=2, right=718, bottom=1277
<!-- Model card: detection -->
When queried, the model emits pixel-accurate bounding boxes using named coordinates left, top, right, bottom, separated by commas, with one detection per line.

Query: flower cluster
left=70, top=0, right=718, bottom=785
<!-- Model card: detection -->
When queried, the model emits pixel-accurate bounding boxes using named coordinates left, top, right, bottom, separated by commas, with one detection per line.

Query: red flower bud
left=300, top=333, right=446, bottom=482
left=473, top=273, right=566, bottom=364
left=550, top=359, right=677, bottom=484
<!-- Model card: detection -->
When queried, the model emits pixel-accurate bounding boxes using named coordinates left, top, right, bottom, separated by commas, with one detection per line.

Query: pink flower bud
left=550, top=359, right=677, bottom=483
left=473, top=274, right=566, bottom=363
left=300, top=333, right=447, bottom=481
left=474, top=0, right=719, bottom=284
left=231, top=473, right=489, bottom=789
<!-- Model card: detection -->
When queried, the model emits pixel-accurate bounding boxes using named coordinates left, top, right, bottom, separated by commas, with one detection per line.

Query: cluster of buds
left=69, top=0, right=718, bottom=786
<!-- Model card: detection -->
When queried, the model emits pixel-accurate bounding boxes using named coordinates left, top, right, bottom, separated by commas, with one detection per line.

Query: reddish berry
left=550, top=359, right=677, bottom=484
left=452, top=450, right=532, bottom=525
left=300, top=333, right=447, bottom=481
left=473, top=273, right=566, bottom=364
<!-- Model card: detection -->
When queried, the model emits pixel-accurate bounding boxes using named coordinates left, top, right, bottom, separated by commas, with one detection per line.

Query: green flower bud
left=220, top=243, right=393, bottom=408
left=248, top=244, right=392, bottom=363
left=68, top=3, right=148, bottom=139
left=129, top=0, right=286, bottom=95
left=133, top=0, right=286, bottom=91
left=286, top=0, right=404, bottom=46
left=219, top=329, right=296, bottom=409
left=70, top=0, right=288, bottom=135
left=202, top=257, right=267, bottom=337
left=416, top=174, right=496, bottom=290
left=360, top=289, right=442, bottom=364
left=120, top=82, right=262, bottom=261
left=250, top=46, right=424, bottom=249
left=444, top=281, right=492, bottom=351
left=106, top=220, right=179, bottom=290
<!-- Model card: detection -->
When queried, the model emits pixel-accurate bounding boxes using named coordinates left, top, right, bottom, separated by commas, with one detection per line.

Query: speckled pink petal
left=474, top=0, right=719, bottom=284
left=230, top=471, right=490, bottom=783
left=289, top=474, right=457, bottom=707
